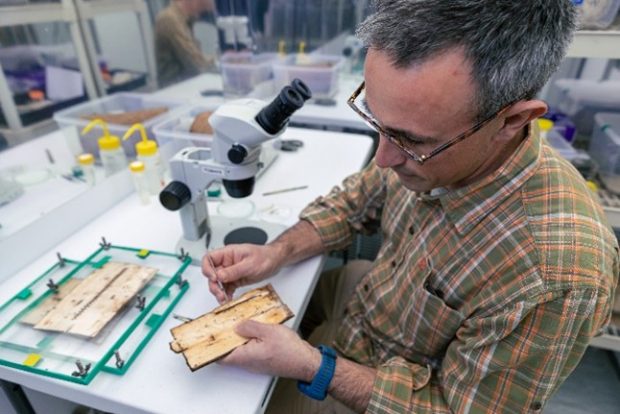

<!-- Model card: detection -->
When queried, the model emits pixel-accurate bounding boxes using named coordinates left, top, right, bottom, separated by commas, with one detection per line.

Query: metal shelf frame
left=0, top=0, right=156, bottom=145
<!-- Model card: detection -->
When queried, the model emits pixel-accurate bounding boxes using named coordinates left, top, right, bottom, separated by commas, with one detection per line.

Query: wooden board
left=20, top=279, right=82, bottom=326
left=83, top=107, right=168, bottom=125
left=170, top=284, right=293, bottom=371
left=34, top=262, right=158, bottom=338
left=189, top=111, right=213, bottom=134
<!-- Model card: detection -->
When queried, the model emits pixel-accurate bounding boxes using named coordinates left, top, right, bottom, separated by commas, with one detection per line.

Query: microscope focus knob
left=228, top=144, right=247, bottom=164
left=160, top=181, right=191, bottom=211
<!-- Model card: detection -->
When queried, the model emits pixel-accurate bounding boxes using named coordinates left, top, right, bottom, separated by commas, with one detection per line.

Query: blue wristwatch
left=297, top=345, right=337, bottom=400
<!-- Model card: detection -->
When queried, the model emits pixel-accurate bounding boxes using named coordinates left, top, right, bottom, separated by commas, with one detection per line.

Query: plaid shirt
left=300, top=124, right=619, bottom=414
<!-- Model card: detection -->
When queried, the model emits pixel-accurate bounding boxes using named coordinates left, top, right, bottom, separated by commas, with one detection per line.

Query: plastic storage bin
left=273, top=54, right=343, bottom=98
left=220, top=52, right=278, bottom=98
left=152, top=104, right=219, bottom=161
left=577, top=0, right=620, bottom=29
left=589, top=112, right=620, bottom=177
left=554, top=80, right=620, bottom=135
left=53, top=93, right=184, bottom=158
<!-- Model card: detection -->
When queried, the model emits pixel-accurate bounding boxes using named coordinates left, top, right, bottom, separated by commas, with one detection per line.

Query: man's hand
left=202, top=243, right=284, bottom=303
left=219, top=321, right=321, bottom=381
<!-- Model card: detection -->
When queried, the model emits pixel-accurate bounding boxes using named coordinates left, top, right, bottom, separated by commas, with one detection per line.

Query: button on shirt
left=300, top=124, right=619, bottom=413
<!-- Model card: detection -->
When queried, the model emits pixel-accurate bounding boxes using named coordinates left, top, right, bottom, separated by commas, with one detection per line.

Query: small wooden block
left=169, top=284, right=293, bottom=371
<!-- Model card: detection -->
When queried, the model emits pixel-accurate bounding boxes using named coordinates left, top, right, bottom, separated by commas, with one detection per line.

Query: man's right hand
left=202, top=243, right=285, bottom=304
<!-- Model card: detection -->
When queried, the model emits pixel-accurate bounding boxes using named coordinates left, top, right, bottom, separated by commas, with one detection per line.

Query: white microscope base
left=175, top=216, right=288, bottom=265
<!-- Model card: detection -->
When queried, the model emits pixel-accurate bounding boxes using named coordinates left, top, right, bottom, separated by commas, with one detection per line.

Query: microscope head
left=209, top=79, right=311, bottom=198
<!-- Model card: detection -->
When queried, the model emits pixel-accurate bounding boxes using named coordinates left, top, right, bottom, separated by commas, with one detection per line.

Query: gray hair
left=356, top=0, right=577, bottom=121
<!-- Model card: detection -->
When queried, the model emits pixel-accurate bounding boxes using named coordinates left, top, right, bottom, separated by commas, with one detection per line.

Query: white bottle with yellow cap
left=81, top=119, right=128, bottom=177
left=77, top=153, right=96, bottom=186
left=123, top=123, right=166, bottom=195
left=129, top=161, right=150, bottom=205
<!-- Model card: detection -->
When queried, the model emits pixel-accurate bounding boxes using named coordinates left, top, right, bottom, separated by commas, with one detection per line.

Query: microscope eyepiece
left=291, top=78, right=312, bottom=101
left=255, top=79, right=310, bottom=135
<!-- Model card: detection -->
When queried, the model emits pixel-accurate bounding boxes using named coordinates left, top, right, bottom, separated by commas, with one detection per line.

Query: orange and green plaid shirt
left=300, top=124, right=619, bottom=413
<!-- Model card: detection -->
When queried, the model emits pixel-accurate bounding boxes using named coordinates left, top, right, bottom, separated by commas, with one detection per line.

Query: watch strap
left=297, top=345, right=337, bottom=400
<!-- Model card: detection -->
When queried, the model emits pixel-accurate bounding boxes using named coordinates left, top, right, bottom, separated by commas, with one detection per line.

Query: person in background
left=203, top=1, right=619, bottom=413
left=155, top=0, right=216, bottom=87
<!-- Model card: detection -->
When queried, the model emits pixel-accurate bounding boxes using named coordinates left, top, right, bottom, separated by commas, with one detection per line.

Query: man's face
left=364, top=48, right=502, bottom=193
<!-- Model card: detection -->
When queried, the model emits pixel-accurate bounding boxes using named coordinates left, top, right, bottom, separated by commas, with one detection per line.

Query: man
left=155, top=0, right=216, bottom=87
left=203, top=1, right=619, bottom=412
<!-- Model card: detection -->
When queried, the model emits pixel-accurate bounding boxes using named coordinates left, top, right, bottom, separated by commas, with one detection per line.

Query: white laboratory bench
left=0, top=127, right=374, bottom=414
left=151, top=73, right=372, bottom=132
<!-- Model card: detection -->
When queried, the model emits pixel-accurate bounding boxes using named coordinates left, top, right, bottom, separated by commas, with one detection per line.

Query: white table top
left=0, top=127, right=373, bottom=414
left=151, top=73, right=372, bottom=132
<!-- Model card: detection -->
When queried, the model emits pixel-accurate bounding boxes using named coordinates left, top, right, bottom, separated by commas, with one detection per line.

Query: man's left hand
left=220, top=321, right=322, bottom=382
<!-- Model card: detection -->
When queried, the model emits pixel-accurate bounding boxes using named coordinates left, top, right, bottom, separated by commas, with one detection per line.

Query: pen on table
left=262, top=185, right=308, bottom=196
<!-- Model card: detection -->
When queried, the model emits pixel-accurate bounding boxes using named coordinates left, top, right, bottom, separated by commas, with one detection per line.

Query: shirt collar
left=436, top=122, right=541, bottom=235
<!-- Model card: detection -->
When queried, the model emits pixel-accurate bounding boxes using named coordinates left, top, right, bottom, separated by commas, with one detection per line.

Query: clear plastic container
left=577, top=0, right=620, bottom=29
left=554, top=80, right=620, bottom=135
left=272, top=54, right=343, bottom=98
left=220, top=52, right=279, bottom=97
left=589, top=112, right=620, bottom=177
left=54, top=93, right=184, bottom=158
left=152, top=104, right=219, bottom=161
left=81, top=119, right=128, bottom=177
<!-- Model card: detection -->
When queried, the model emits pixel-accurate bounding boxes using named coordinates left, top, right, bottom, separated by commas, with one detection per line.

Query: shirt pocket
left=399, top=274, right=465, bottom=359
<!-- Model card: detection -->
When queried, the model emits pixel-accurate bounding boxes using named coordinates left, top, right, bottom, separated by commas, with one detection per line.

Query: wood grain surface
left=34, top=262, right=158, bottom=337
left=170, top=284, right=293, bottom=371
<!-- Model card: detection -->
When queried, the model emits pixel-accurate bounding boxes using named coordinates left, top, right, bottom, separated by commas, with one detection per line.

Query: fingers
left=234, top=320, right=268, bottom=338
left=208, top=278, right=230, bottom=304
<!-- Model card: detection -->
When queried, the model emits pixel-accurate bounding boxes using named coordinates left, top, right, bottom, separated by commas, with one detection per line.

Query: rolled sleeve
left=299, top=160, right=387, bottom=252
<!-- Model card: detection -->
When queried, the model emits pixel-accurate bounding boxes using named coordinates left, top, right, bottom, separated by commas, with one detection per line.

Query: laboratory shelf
left=568, top=29, right=620, bottom=59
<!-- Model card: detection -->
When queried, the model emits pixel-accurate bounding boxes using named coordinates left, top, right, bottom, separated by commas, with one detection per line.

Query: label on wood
left=34, top=262, right=158, bottom=338
left=169, top=284, right=293, bottom=371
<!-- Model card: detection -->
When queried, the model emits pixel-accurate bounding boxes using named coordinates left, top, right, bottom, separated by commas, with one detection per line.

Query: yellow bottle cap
left=129, top=161, right=145, bottom=172
left=278, top=40, right=286, bottom=56
left=537, top=118, right=554, bottom=132
left=77, top=153, right=94, bottom=165
left=586, top=180, right=599, bottom=192
left=123, top=123, right=158, bottom=156
left=82, top=119, right=122, bottom=151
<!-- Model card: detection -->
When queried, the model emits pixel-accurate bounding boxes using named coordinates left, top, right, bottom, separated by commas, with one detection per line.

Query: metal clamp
left=175, top=274, right=187, bottom=288
left=46, top=279, right=59, bottom=294
left=177, top=248, right=190, bottom=262
left=135, top=295, right=146, bottom=311
left=114, top=351, right=125, bottom=369
left=71, top=360, right=91, bottom=378
left=56, top=252, right=65, bottom=268
left=99, top=237, right=111, bottom=250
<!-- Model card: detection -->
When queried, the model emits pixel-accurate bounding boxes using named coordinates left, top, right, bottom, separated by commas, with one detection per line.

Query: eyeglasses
left=347, top=81, right=514, bottom=165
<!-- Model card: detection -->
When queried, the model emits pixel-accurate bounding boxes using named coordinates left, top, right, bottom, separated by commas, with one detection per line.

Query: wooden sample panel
left=34, top=262, right=158, bottom=338
left=21, top=279, right=82, bottom=326
left=170, top=284, right=293, bottom=371
left=83, top=107, right=168, bottom=125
